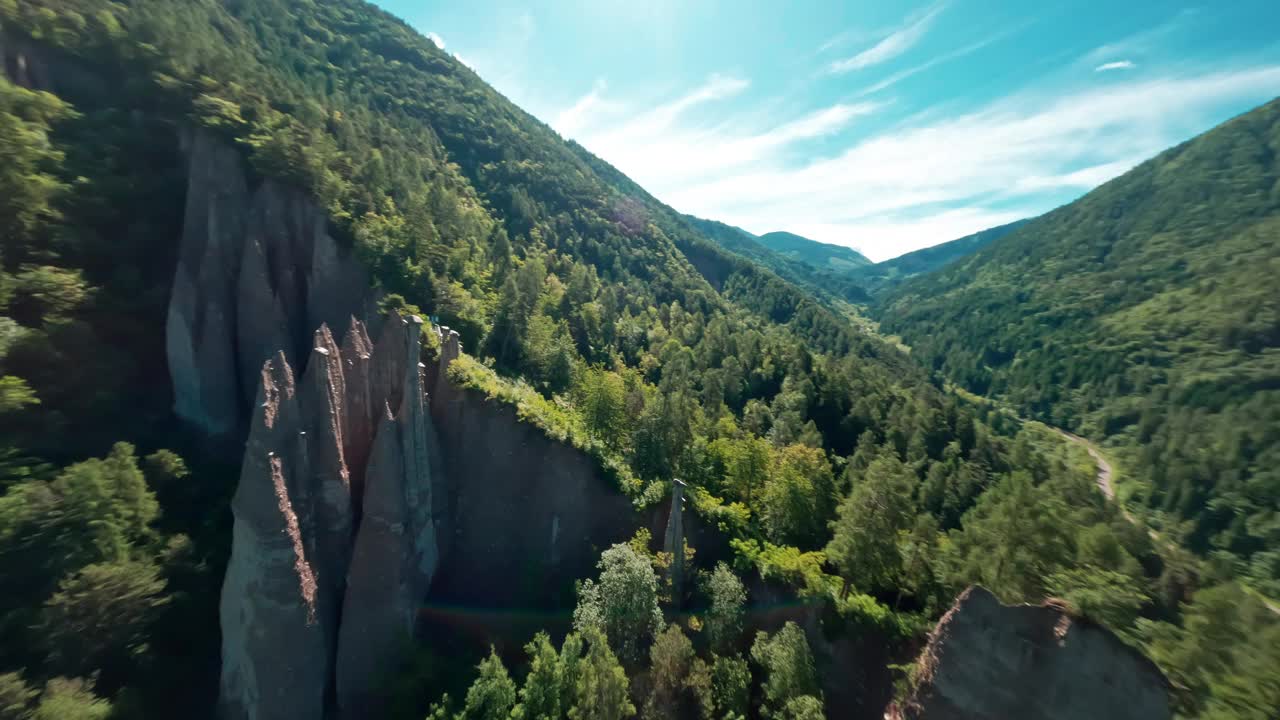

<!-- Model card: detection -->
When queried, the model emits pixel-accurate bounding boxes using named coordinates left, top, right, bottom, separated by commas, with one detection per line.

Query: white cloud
left=561, top=60, right=1280, bottom=261
left=829, top=5, right=944, bottom=74
left=1095, top=60, right=1136, bottom=72
left=426, top=32, right=445, bottom=50
left=554, top=80, right=611, bottom=138
left=569, top=77, right=878, bottom=196
left=1013, top=159, right=1142, bottom=192
left=781, top=207, right=1032, bottom=259
left=452, top=11, right=537, bottom=101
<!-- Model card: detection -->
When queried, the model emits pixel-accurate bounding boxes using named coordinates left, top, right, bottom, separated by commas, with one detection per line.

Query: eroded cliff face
left=166, top=128, right=379, bottom=436
left=426, top=340, right=636, bottom=611
left=893, top=586, right=1171, bottom=720
left=220, top=320, right=640, bottom=719
left=220, top=314, right=440, bottom=720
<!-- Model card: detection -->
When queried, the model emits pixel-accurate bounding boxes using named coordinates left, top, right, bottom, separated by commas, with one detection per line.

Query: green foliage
left=572, top=543, right=663, bottom=667
left=1138, top=583, right=1279, bottom=718
left=778, top=695, right=825, bottom=720
left=825, top=455, right=917, bottom=595
left=686, top=216, right=871, bottom=304
left=141, top=450, right=188, bottom=487
left=513, top=633, right=563, bottom=720
left=0, top=672, right=36, bottom=720
left=30, top=678, right=110, bottom=720
left=459, top=649, right=516, bottom=720
left=0, top=78, right=71, bottom=252
left=709, top=654, right=751, bottom=720
left=7, top=2, right=1267, bottom=716
left=39, top=561, right=168, bottom=677
left=578, top=368, right=628, bottom=451
left=641, top=625, right=706, bottom=720
left=880, top=98, right=1280, bottom=582
left=703, top=563, right=747, bottom=653
left=0, top=376, right=38, bottom=414
left=760, top=444, right=835, bottom=550
left=750, top=623, right=822, bottom=719
left=1045, top=567, right=1149, bottom=632
left=447, top=355, right=641, bottom=496
left=569, top=631, right=634, bottom=720
left=848, top=220, right=1026, bottom=298
left=754, top=232, right=870, bottom=272
left=942, top=472, right=1074, bottom=603
left=732, top=539, right=836, bottom=598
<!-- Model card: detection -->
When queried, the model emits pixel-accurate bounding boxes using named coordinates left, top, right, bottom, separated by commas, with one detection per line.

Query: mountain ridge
left=878, top=96, right=1280, bottom=592
left=756, top=230, right=873, bottom=271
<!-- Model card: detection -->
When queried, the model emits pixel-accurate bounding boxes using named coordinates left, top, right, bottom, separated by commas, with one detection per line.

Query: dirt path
left=1052, top=427, right=1280, bottom=616
left=1052, top=428, right=1133, bottom=522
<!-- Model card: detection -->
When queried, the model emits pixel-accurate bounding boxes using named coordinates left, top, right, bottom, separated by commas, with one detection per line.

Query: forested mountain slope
left=0, top=1, right=1274, bottom=718
left=757, top=231, right=872, bottom=271
left=879, top=98, right=1280, bottom=593
left=849, top=220, right=1028, bottom=297
left=685, top=215, right=872, bottom=303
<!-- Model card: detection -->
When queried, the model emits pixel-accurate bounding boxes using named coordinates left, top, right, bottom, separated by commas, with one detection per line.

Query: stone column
left=663, top=479, right=686, bottom=604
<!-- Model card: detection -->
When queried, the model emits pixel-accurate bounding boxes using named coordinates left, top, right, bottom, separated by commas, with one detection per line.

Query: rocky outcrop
left=219, top=355, right=329, bottom=720
left=664, top=479, right=687, bottom=602
left=220, top=315, right=439, bottom=720
left=166, top=128, right=378, bottom=436
left=336, top=315, right=440, bottom=719
left=425, top=328, right=636, bottom=610
left=894, top=586, right=1171, bottom=720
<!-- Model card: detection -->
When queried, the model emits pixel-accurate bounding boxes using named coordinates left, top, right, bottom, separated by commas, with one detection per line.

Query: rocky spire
left=663, top=479, right=687, bottom=604
left=340, top=318, right=374, bottom=500
left=219, top=314, right=441, bottom=720
left=298, top=325, right=354, bottom=629
left=219, top=354, right=327, bottom=720
left=337, top=315, right=441, bottom=719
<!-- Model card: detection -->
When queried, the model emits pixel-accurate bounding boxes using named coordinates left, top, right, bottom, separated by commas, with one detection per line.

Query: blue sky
left=375, top=1, right=1280, bottom=260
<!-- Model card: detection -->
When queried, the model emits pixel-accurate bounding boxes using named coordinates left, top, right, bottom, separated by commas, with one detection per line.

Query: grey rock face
left=663, top=480, right=686, bottom=603
left=894, top=586, right=1171, bottom=720
left=166, top=130, right=377, bottom=436
left=219, top=356, right=328, bottom=720
left=424, top=325, right=636, bottom=611
left=220, top=315, right=439, bottom=720
left=336, top=316, right=441, bottom=719
left=167, top=130, right=249, bottom=436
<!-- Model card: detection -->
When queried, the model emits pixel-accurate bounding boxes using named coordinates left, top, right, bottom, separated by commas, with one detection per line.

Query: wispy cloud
left=855, top=24, right=1026, bottom=97
left=561, top=60, right=1280, bottom=260
left=829, top=5, right=945, bottom=74
left=1079, top=9, right=1196, bottom=71
left=554, top=79, right=611, bottom=138
left=426, top=32, right=445, bottom=50
left=450, top=11, right=537, bottom=100
left=1095, top=60, right=1136, bottom=72
left=565, top=75, right=878, bottom=197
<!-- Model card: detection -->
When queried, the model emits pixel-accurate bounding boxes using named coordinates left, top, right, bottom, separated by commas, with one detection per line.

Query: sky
left=375, top=1, right=1280, bottom=261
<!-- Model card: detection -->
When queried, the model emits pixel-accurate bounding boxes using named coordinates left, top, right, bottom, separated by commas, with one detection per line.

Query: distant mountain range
left=690, top=216, right=1026, bottom=301
left=845, top=220, right=1029, bottom=296
left=755, top=231, right=872, bottom=271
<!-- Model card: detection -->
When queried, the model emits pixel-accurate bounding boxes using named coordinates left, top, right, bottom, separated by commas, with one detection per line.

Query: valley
left=0, top=2, right=1277, bottom=720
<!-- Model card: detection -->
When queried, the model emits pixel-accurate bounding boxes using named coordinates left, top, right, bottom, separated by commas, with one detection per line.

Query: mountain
left=685, top=215, right=871, bottom=303
left=692, top=217, right=1025, bottom=303
left=757, top=231, right=873, bottom=271
left=0, top=1, right=1266, bottom=719
left=879, top=97, right=1280, bottom=589
left=0, top=1, right=1048, bottom=716
left=849, top=220, right=1028, bottom=297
